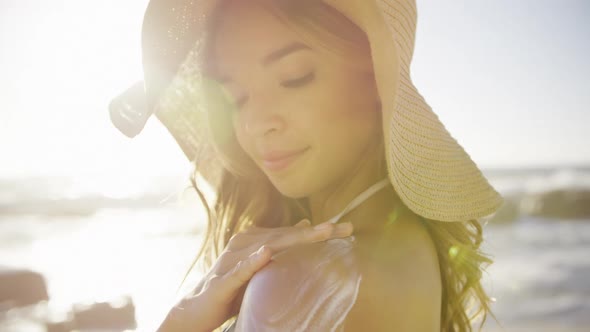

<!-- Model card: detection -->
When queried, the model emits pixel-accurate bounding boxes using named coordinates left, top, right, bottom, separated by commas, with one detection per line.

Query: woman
left=112, top=0, right=504, bottom=331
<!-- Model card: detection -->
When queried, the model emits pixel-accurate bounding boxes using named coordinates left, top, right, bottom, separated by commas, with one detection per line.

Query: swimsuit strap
left=325, top=178, right=390, bottom=224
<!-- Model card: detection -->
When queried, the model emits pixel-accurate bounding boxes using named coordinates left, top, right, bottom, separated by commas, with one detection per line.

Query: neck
left=306, top=148, right=401, bottom=235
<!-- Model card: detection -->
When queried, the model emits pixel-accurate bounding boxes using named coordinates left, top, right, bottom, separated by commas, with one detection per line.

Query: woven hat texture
left=138, top=0, right=504, bottom=222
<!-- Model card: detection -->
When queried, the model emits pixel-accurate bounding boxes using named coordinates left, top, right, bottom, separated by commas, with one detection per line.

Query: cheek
left=301, top=74, right=380, bottom=155
left=306, top=74, right=379, bottom=132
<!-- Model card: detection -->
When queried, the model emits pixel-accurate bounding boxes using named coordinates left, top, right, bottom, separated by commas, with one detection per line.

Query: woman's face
left=210, top=2, right=382, bottom=198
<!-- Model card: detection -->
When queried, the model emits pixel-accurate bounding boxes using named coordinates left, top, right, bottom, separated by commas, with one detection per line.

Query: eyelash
left=281, top=71, right=316, bottom=88
left=234, top=72, right=315, bottom=109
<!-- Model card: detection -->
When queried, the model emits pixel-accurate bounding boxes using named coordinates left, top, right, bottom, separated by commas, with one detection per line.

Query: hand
left=157, top=219, right=354, bottom=332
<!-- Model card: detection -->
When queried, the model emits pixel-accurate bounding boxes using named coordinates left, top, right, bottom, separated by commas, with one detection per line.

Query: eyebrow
left=216, top=42, right=311, bottom=84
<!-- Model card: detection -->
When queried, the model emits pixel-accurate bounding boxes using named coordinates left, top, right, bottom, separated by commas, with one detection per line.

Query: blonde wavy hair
left=175, top=0, right=497, bottom=331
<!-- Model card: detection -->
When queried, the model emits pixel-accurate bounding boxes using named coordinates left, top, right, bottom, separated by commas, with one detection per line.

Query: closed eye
left=281, top=72, right=315, bottom=88
left=233, top=72, right=316, bottom=110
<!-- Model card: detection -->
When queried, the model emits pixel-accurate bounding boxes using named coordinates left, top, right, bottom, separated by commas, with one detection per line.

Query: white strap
left=325, top=178, right=390, bottom=224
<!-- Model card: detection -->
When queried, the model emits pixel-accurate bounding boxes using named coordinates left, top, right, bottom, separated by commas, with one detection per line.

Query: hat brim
left=137, top=0, right=504, bottom=222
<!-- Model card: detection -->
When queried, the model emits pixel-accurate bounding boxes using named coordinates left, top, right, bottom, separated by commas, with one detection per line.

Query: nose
left=241, top=93, right=286, bottom=137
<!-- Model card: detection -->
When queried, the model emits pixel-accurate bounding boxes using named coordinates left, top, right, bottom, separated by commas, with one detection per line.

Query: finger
left=242, top=224, right=293, bottom=234
left=263, top=222, right=335, bottom=252
left=331, top=222, right=354, bottom=238
left=227, top=231, right=274, bottom=250
left=219, top=246, right=271, bottom=297
left=310, top=222, right=354, bottom=242
left=310, top=221, right=354, bottom=237
left=230, top=221, right=352, bottom=252
left=240, top=225, right=305, bottom=238
left=243, top=219, right=311, bottom=234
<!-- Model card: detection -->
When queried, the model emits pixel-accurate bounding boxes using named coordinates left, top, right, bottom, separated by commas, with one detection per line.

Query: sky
left=0, top=0, right=589, bottom=178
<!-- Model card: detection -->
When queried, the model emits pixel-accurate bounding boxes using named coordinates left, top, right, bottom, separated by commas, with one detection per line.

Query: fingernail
left=256, top=246, right=266, bottom=256
left=300, top=219, right=311, bottom=226
left=313, top=222, right=332, bottom=231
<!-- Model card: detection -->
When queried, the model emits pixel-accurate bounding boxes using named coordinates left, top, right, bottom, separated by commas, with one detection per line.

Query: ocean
left=1, top=167, right=589, bottom=331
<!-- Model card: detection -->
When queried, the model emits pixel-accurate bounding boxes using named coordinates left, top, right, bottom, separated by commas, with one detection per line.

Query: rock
left=0, top=267, right=48, bottom=307
left=72, top=296, right=136, bottom=330
left=489, top=193, right=522, bottom=224
left=520, top=189, right=590, bottom=220
left=45, top=319, right=75, bottom=332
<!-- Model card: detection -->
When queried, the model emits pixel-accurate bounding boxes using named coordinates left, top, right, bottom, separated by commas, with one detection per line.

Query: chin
left=266, top=175, right=311, bottom=199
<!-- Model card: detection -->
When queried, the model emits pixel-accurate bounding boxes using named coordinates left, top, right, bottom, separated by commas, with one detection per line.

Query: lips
left=260, top=148, right=309, bottom=172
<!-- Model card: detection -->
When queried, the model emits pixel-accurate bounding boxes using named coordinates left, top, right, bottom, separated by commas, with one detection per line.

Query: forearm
left=156, top=301, right=215, bottom=332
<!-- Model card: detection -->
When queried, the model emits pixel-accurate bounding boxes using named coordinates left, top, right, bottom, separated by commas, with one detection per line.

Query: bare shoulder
left=344, top=213, right=442, bottom=331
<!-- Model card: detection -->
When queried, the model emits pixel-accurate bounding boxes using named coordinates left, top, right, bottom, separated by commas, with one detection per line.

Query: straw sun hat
left=109, top=0, right=504, bottom=222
